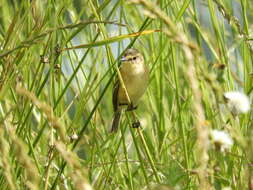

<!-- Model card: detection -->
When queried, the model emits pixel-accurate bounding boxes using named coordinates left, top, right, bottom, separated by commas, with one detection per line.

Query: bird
left=111, top=48, right=149, bottom=132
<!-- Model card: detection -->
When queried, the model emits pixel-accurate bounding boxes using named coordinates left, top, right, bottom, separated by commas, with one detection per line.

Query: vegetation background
left=0, top=0, right=252, bottom=189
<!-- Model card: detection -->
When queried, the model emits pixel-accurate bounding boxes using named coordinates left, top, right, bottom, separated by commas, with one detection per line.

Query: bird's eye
left=132, top=57, right=137, bottom=60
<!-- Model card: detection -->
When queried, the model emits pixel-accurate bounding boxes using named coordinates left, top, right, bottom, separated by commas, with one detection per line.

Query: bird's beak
left=120, top=56, right=127, bottom=62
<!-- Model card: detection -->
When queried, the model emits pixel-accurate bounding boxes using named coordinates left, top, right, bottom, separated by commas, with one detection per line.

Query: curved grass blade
left=63, top=30, right=160, bottom=51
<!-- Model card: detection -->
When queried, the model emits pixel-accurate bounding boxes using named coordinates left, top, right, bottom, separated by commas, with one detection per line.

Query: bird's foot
left=132, top=120, right=141, bottom=128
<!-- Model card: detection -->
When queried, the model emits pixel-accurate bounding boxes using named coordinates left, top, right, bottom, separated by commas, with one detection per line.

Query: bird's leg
left=119, top=102, right=140, bottom=128
left=126, top=103, right=138, bottom=111
left=127, top=103, right=140, bottom=128
left=119, top=103, right=128, bottom=106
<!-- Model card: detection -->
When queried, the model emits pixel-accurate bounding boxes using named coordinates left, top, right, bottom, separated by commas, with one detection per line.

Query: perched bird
left=111, top=48, right=149, bottom=132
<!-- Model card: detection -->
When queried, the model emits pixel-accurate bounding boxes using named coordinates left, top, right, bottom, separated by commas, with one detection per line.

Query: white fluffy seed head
left=224, top=91, right=250, bottom=115
left=210, top=130, right=233, bottom=152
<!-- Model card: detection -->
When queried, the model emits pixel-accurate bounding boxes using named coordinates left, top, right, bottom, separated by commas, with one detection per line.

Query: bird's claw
left=132, top=121, right=141, bottom=128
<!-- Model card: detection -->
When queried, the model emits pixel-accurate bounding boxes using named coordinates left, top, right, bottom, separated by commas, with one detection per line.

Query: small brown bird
left=111, top=48, right=149, bottom=132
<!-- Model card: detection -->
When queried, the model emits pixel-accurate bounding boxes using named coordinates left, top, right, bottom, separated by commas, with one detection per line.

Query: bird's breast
left=118, top=63, right=149, bottom=105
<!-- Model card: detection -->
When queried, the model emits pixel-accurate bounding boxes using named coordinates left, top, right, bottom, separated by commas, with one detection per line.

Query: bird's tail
left=110, top=110, right=122, bottom=133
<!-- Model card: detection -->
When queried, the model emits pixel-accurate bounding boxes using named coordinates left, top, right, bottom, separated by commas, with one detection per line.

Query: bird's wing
left=112, top=80, right=119, bottom=112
